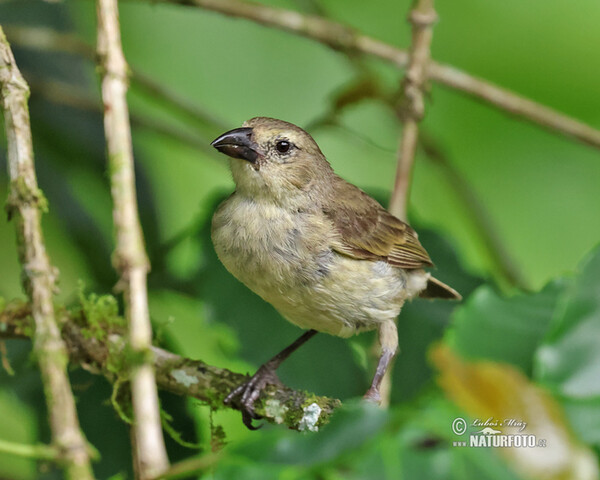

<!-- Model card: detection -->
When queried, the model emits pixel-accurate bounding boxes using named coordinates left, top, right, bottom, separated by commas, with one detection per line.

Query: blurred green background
left=1, top=0, right=599, bottom=479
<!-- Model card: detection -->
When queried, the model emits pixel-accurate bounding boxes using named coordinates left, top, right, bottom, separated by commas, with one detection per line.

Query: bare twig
left=5, top=11, right=595, bottom=290
left=389, top=0, right=437, bottom=220
left=377, top=0, right=437, bottom=408
left=0, top=439, right=59, bottom=461
left=8, top=16, right=600, bottom=149
left=95, top=2, right=169, bottom=478
left=152, top=453, right=221, bottom=480
left=150, top=0, right=600, bottom=150
left=0, top=27, right=95, bottom=480
left=150, top=0, right=408, bottom=61
left=0, top=301, right=341, bottom=430
left=428, top=62, right=600, bottom=149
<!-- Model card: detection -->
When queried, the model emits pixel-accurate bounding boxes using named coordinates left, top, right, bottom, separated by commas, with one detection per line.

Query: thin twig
left=428, top=61, right=600, bottom=149
left=0, top=27, right=95, bottom=480
left=95, top=2, right=169, bottom=478
left=0, top=300, right=341, bottom=430
left=150, top=0, right=408, bottom=61
left=152, top=453, right=221, bottom=480
left=0, top=439, right=59, bottom=461
left=389, top=0, right=438, bottom=220
left=149, top=0, right=600, bottom=150
left=8, top=16, right=600, bottom=149
left=0, top=338, right=14, bottom=375
left=379, top=0, right=437, bottom=408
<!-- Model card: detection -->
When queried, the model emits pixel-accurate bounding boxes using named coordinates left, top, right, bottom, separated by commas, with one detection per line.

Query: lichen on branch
left=0, top=299, right=341, bottom=431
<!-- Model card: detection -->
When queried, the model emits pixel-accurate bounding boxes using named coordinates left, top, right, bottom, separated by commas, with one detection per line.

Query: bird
left=210, top=117, right=460, bottom=428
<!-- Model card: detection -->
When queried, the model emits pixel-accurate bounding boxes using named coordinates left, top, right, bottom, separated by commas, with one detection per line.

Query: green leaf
left=536, top=245, right=600, bottom=398
left=534, top=246, right=600, bottom=447
left=447, top=279, right=568, bottom=375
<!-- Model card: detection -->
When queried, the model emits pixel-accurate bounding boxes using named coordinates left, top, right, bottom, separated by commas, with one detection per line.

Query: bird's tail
left=419, top=276, right=462, bottom=300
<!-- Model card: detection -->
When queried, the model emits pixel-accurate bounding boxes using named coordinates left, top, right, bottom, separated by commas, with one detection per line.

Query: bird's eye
left=275, top=140, right=291, bottom=154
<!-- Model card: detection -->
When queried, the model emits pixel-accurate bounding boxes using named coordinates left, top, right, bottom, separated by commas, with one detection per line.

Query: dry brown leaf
left=431, top=345, right=598, bottom=480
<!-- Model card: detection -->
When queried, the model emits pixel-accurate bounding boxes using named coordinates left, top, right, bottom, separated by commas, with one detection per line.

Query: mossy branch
left=0, top=299, right=341, bottom=431
left=0, top=27, right=95, bottom=480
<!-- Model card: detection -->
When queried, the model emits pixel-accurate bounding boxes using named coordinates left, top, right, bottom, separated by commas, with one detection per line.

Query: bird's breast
left=211, top=195, right=330, bottom=298
left=211, top=194, right=427, bottom=338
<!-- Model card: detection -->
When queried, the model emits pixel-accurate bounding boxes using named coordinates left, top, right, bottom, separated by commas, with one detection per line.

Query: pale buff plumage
left=211, top=117, right=459, bottom=412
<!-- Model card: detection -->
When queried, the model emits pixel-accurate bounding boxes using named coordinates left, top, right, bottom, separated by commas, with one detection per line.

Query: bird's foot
left=224, top=363, right=282, bottom=430
left=362, top=388, right=381, bottom=405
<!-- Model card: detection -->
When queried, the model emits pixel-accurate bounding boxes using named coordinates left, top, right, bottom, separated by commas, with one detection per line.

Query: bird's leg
left=363, top=348, right=395, bottom=403
left=224, top=329, right=318, bottom=429
left=364, top=320, right=398, bottom=404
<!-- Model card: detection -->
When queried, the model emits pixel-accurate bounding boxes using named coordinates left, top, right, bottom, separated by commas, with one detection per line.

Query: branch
left=8, top=14, right=600, bottom=150
left=150, top=0, right=600, bottom=150
left=376, top=0, right=438, bottom=409
left=389, top=0, right=437, bottom=220
left=0, top=439, right=59, bottom=461
left=150, top=0, right=409, bottom=62
left=0, top=27, right=95, bottom=480
left=427, top=62, right=600, bottom=149
left=151, top=453, right=220, bottom=480
left=0, top=300, right=341, bottom=431
left=9, top=18, right=529, bottom=289
left=95, top=1, right=169, bottom=477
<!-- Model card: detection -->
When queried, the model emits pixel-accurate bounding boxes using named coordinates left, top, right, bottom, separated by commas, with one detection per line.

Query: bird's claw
left=224, top=364, right=282, bottom=430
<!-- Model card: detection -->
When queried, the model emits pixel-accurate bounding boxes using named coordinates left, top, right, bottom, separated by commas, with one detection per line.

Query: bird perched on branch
left=211, top=117, right=460, bottom=428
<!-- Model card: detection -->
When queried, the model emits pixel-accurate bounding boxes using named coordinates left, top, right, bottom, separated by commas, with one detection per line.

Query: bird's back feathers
left=323, top=176, right=433, bottom=270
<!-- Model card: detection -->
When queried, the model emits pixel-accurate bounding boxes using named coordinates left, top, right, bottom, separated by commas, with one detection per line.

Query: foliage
left=0, top=0, right=599, bottom=479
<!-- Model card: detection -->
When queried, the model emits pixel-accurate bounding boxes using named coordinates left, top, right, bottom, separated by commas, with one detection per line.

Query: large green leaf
left=536, top=246, right=600, bottom=398
left=535, top=246, right=600, bottom=447
left=446, top=279, right=568, bottom=375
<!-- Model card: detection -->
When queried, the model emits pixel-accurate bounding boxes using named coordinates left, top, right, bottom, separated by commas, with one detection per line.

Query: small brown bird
left=211, top=117, right=460, bottom=427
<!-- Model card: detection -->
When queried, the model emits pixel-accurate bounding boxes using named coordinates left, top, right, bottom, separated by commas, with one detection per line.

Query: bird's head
left=211, top=117, right=333, bottom=204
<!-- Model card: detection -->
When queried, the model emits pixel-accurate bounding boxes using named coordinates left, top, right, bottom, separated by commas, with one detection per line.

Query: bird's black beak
left=211, top=127, right=259, bottom=164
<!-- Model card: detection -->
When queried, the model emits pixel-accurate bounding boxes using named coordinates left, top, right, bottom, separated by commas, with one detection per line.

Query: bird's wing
left=323, top=180, right=433, bottom=269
